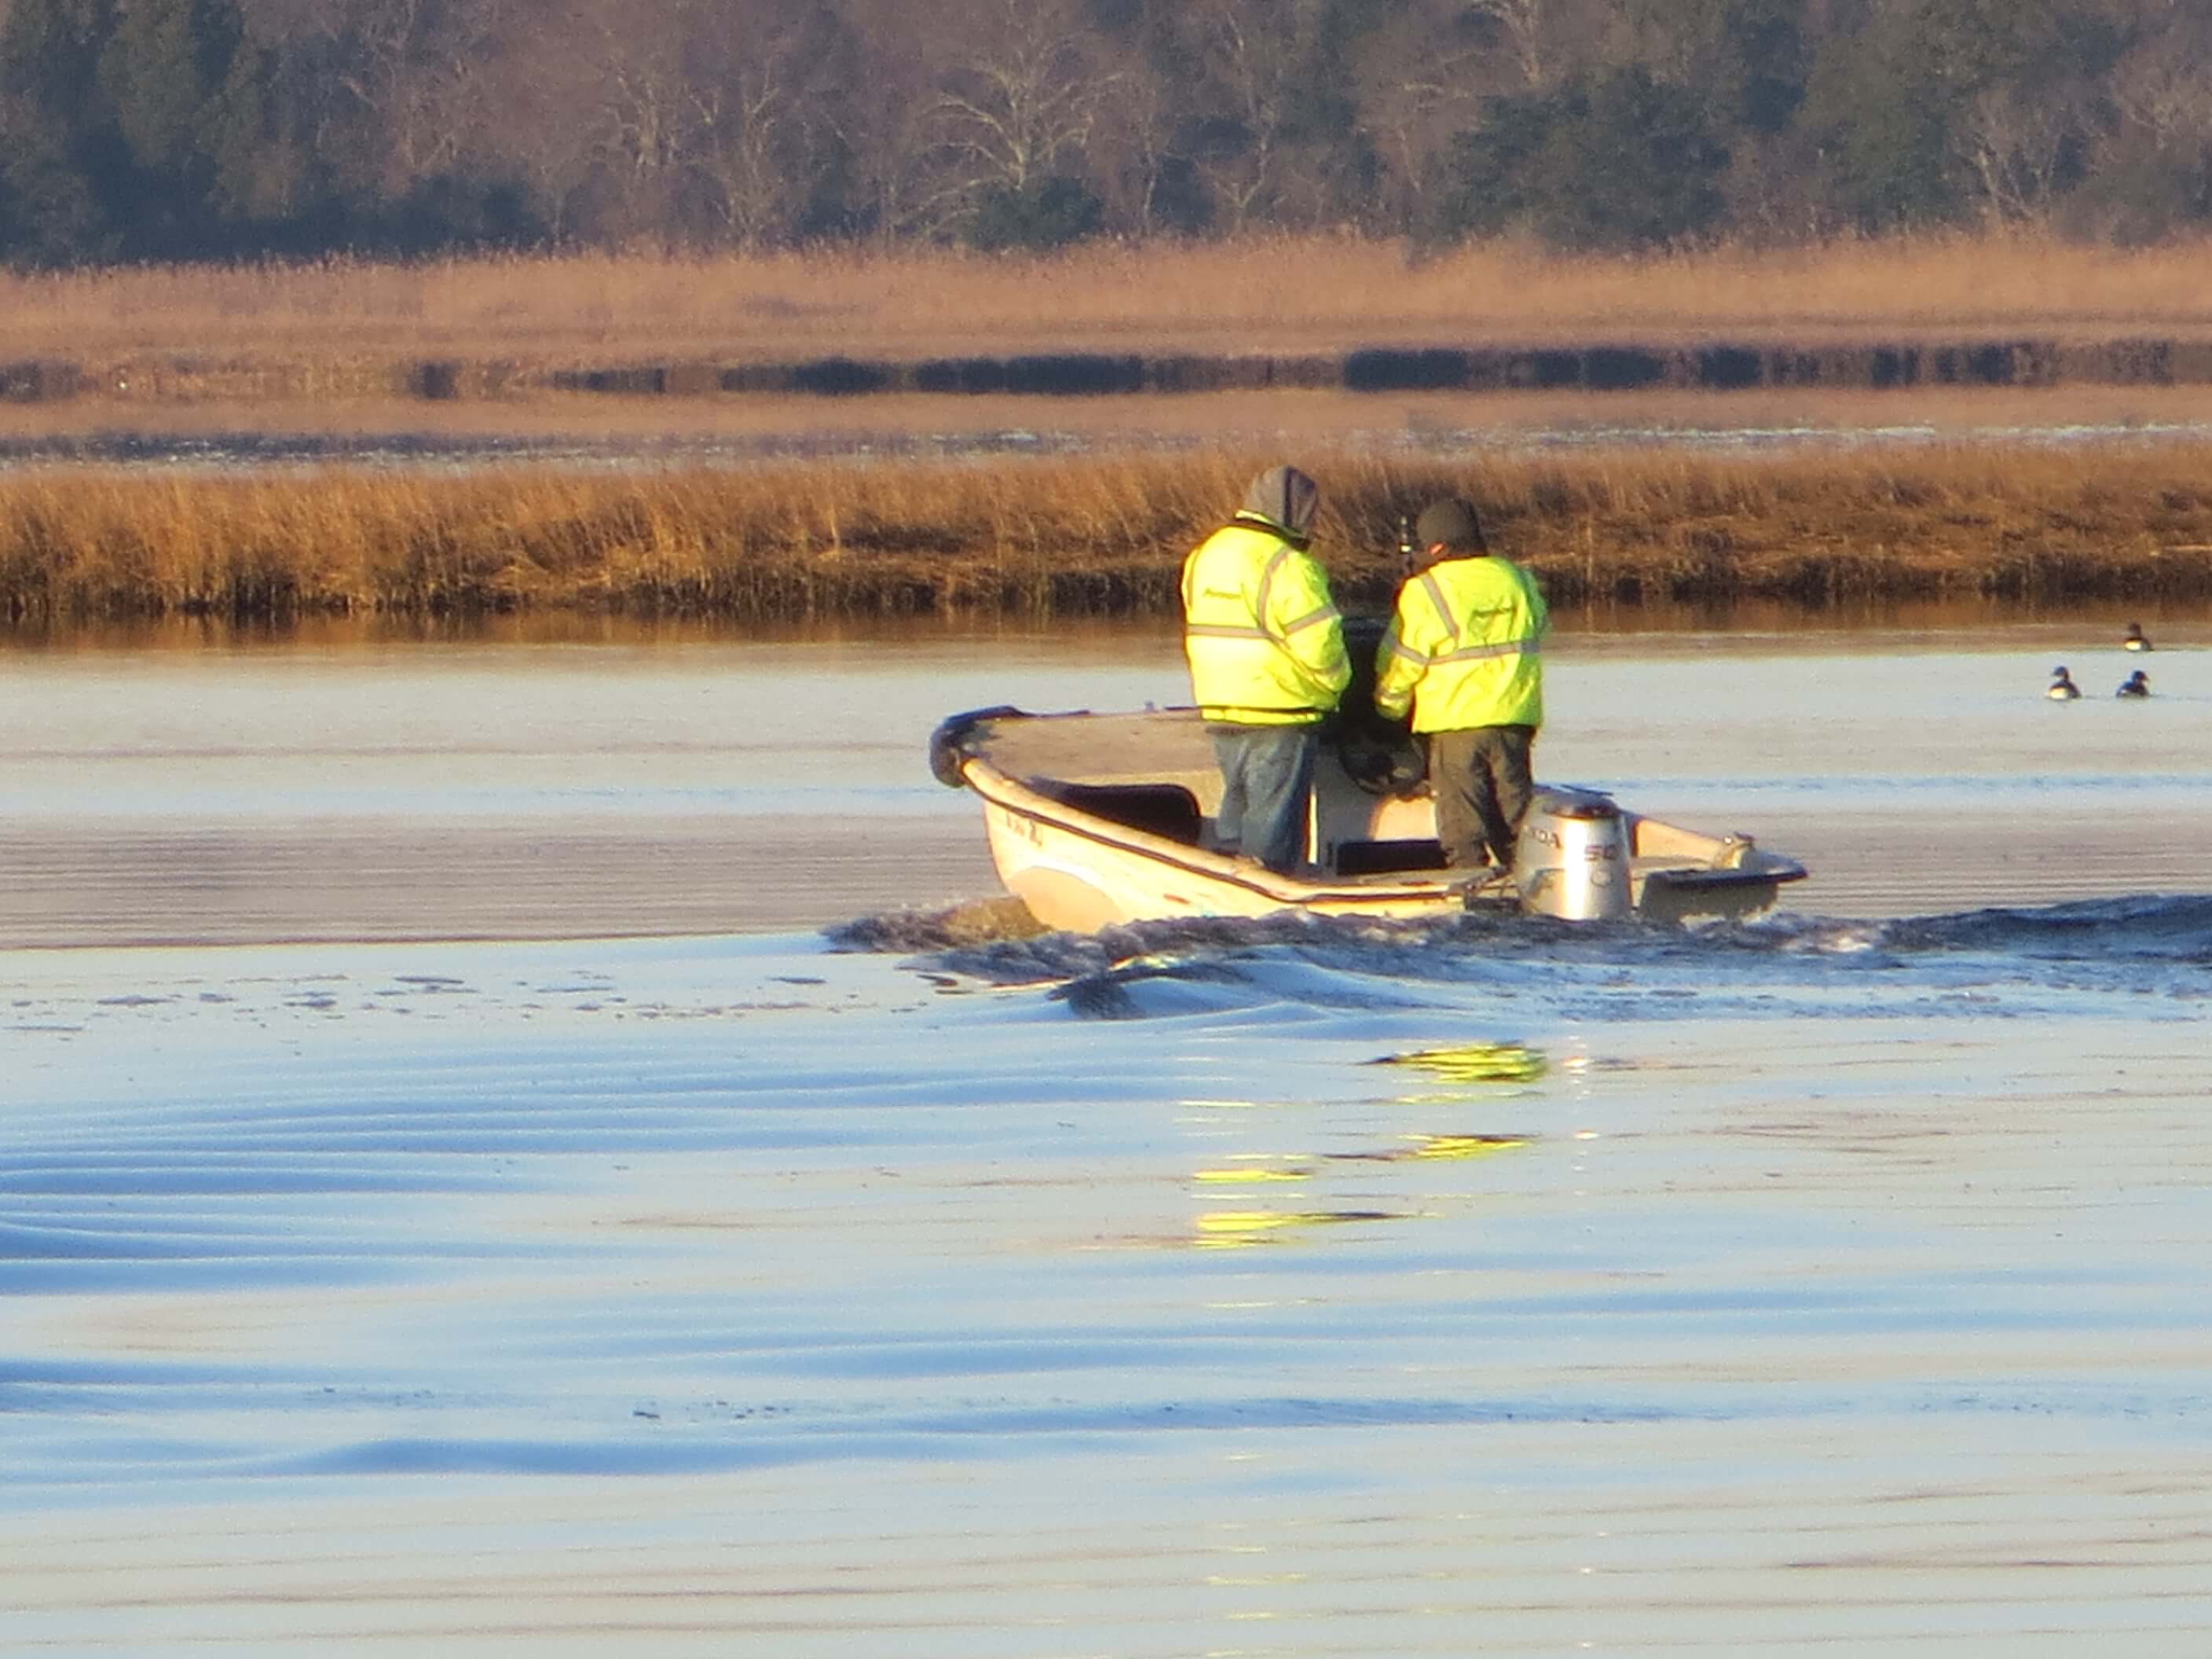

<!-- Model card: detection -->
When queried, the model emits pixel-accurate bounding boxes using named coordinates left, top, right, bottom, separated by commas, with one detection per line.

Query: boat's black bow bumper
left=928, top=705, right=1025, bottom=788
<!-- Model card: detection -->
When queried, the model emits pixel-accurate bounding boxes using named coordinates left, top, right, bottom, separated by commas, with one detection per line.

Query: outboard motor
left=1514, top=786, right=1632, bottom=921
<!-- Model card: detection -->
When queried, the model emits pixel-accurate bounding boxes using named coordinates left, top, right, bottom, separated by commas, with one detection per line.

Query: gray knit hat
left=1415, top=497, right=1486, bottom=555
left=1236, top=465, right=1320, bottom=542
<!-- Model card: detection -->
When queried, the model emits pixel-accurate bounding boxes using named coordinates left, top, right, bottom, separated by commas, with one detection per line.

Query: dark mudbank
left=17, top=337, right=2212, bottom=406
left=448, top=335, right=2212, bottom=400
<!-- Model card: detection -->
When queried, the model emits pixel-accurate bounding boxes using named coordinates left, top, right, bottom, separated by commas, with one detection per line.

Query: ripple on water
left=4, top=906, right=2211, bottom=1651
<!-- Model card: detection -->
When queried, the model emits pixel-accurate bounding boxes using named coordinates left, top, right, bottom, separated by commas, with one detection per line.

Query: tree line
left=2, top=0, right=2207, bottom=267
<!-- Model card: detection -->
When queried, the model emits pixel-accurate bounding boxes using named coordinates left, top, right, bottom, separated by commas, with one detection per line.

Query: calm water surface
left=4, top=613, right=2211, bottom=1654
left=6, top=407, right=2212, bottom=472
left=3, top=606, right=2210, bottom=943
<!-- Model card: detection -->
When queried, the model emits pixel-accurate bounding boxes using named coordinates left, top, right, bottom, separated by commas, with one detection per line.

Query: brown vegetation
left=7, top=442, right=2212, bottom=627
left=7, top=235, right=2212, bottom=378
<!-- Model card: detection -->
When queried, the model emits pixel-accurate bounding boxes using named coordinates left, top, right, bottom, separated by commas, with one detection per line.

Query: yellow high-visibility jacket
left=1181, top=522, right=1350, bottom=725
left=1373, top=555, right=1547, bottom=733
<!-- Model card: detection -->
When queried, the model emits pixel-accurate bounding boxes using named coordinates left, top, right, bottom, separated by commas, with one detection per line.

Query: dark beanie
left=1415, top=498, right=1486, bottom=554
left=1238, top=465, right=1320, bottom=540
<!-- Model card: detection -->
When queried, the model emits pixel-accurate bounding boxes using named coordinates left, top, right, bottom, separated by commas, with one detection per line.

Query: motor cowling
left=1514, top=786, right=1632, bottom=921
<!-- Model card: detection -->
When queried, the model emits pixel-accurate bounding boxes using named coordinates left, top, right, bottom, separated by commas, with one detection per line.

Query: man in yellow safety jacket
left=1373, top=496, right=1547, bottom=872
left=1181, top=465, right=1350, bottom=873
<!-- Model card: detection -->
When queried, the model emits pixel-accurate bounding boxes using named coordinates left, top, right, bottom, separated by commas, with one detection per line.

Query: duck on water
left=2049, top=666, right=2082, bottom=700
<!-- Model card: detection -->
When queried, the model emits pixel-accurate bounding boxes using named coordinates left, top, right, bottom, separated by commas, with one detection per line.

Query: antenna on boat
left=1396, top=513, right=1416, bottom=573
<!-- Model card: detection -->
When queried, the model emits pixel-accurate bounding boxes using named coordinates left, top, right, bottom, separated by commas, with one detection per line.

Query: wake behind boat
left=930, top=703, right=1807, bottom=931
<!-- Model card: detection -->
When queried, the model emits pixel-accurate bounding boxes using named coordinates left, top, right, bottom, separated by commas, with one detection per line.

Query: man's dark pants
left=1427, top=724, right=1536, bottom=869
left=1209, top=723, right=1319, bottom=873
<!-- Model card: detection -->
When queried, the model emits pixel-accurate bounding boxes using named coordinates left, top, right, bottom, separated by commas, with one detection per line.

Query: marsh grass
left=7, top=233, right=2212, bottom=368
left=7, top=444, right=2212, bottom=625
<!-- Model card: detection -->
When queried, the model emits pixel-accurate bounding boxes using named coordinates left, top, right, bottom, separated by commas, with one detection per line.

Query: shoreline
left=9, top=383, right=2212, bottom=456
left=8, top=442, right=2212, bottom=625
left=15, top=331, right=2212, bottom=412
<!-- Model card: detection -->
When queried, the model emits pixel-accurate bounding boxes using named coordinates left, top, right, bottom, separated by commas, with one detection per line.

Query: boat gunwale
left=959, top=753, right=1472, bottom=910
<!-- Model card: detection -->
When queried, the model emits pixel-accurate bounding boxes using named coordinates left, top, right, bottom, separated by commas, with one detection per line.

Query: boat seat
left=1045, top=782, right=1205, bottom=845
left=1334, top=838, right=1450, bottom=876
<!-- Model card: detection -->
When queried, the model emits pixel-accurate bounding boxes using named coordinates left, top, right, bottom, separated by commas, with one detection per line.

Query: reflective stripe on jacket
left=1181, top=521, right=1350, bottom=726
left=1372, top=556, right=1547, bottom=734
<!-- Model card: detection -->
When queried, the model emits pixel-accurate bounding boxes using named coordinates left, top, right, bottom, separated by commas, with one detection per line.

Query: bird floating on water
left=2123, top=621, right=2152, bottom=651
left=2048, top=666, right=2081, bottom=700
left=2117, top=670, right=2151, bottom=698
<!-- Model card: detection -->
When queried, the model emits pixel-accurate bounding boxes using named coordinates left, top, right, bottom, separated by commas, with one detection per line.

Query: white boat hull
left=934, top=706, right=1807, bottom=932
left=972, top=766, right=1466, bottom=932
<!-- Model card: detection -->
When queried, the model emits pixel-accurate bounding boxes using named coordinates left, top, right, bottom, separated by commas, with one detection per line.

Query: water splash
left=831, top=892, right=2212, bottom=1023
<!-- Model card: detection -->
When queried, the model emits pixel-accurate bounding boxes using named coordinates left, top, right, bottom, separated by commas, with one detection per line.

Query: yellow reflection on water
left=1178, top=1046, right=1542, bottom=1248
left=1317, top=1133, right=1530, bottom=1165
left=1192, top=1136, right=1525, bottom=1181
left=1194, top=1166, right=1313, bottom=1184
left=1404, top=1133, right=1527, bottom=1160
left=1193, top=1209, right=1404, bottom=1248
left=1376, top=1042, right=1548, bottom=1085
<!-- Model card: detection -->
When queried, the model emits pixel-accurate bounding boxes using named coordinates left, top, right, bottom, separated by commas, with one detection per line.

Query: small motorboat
left=929, top=702, right=1808, bottom=931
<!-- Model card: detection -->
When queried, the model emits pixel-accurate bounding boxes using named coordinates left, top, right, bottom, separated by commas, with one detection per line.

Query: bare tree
left=2111, top=24, right=2212, bottom=156
left=826, top=0, right=965, bottom=243
left=258, top=0, right=534, bottom=204
left=1347, top=0, right=1493, bottom=229
left=1469, top=0, right=1551, bottom=88
left=931, top=0, right=1111, bottom=200
left=1185, top=0, right=1302, bottom=233
left=1085, top=38, right=1183, bottom=234
left=1961, top=86, right=2076, bottom=223
left=569, top=0, right=697, bottom=241
left=688, top=70, right=797, bottom=247
left=475, top=4, right=602, bottom=239
left=680, top=0, right=848, bottom=247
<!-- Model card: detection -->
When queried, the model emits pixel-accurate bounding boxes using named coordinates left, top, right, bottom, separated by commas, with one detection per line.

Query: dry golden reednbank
left=5, top=233, right=2212, bottom=368
left=5, top=445, right=2212, bottom=625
